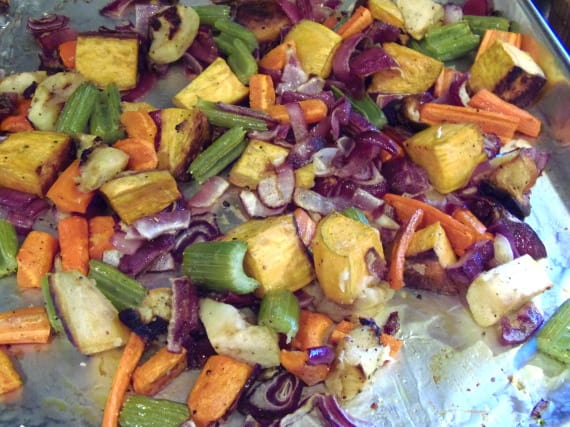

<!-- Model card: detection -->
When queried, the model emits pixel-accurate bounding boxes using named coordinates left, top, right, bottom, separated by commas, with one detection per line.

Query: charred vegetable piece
left=99, top=170, right=181, bottom=224
left=311, top=212, right=385, bottom=304
left=236, top=0, right=291, bottom=42
left=49, top=270, right=129, bottom=355
left=221, top=214, right=315, bottom=296
left=0, top=349, right=22, bottom=395
left=537, top=299, right=570, bottom=364
left=406, top=222, right=457, bottom=267
left=75, top=33, right=139, bottom=90
left=149, top=5, right=199, bottom=65
left=0, top=131, right=72, bottom=197
left=119, top=394, right=189, bottom=427
left=404, top=251, right=460, bottom=295
left=258, top=289, right=300, bottom=342
left=77, top=145, right=129, bottom=192
left=469, top=40, right=546, bottom=107
left=0, top=219, right=18, bottom=279
left=0, top=71, right=47, bottom=96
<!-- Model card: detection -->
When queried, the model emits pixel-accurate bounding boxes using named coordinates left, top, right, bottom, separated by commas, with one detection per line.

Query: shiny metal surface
left=0, top=1, right=568, bottom=426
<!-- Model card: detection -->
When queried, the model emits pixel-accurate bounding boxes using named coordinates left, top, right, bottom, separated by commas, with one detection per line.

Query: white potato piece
left=149, top=5, right=199, bottom=64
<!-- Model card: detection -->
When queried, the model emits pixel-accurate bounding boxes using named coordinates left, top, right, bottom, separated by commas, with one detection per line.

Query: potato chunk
left=0, top=131, right=72, bottom=196
left=228, top=140, right=289, bottom=189
left=406, top=222, right=457, bottom=267
left=75, top=33, right=139, bottom=90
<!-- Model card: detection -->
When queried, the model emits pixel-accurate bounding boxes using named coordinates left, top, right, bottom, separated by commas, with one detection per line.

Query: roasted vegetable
left=465, top=255, right=552, bottom=327
left=76, top=145, right=129, bottom=192
left=173, top=57, right=249, bottom=109
left=0, top=71, right=47, bottom=96
left=75, top=33, right=139, bottom=90
left=367, top=0, right=405, bottom=28
left=236, top=0, right=291, bottom=42
left=395, top=0, right=444, bottom=40
left=48, top=270, right=130, bottom=355
left=283, top=20, right=342, bottom=79
left=221, top=214, right=315, bottom=296
left=403, top=123, right=487, bottom=194
left=537, top=299, right=570, bottom=364
left=0, top=130, right=72, bottom=196
left=311, top=212, right=385, bottom=304
left=119, top=395, right=189, bottom=427
left=99, top=170, right=181, bottom=224
left=27, top=71, right=86, bottom=131
left=157, top=107, right=210, bottom=181
left=368, top=43, right=443, bottom=94
left=406, top=222, right=457, bottom=267
left=148, top=5, right=200, bottom=65
left=469, top=40, right=547, bottom=107
left=404, top=251, right=458, bottom=295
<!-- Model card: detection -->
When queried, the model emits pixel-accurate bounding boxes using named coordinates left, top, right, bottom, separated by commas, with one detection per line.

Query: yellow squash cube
left=228, top=140, right=289, bottom=189
left=406, top=222, right=457, bottom=267
left=368, top=0, right=404, bottom=28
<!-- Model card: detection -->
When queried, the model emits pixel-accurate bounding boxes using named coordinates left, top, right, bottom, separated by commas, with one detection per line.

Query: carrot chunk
left=58, top=215, right=90, bottom=275
left=16, top=231, right=58, bottom=289
left=46, top=160, right=96, bottom=214
left=0, top=307, right=51, bottom=344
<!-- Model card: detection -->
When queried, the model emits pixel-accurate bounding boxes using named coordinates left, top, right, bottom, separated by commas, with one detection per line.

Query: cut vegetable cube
left=367, top=0, right=404, bottom=28
left=173, top=57, right=249, bottom=108
left=75, top=33, right=139, bottom=90
left=406, top=222, right=457, bottom=267
left=0, top=349, right=22, bottom=395
left=0, top=131, right=72, bottom=197
left=132, top=347, right=188, bottom=395
left=395, top=0, right=444, bottom=40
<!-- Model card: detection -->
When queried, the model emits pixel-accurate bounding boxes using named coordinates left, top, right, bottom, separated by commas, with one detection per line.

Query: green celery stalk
left=227, top=38, right=258, bottom=84
left=341, top=207, right=371, bottom=226
left=214, top=33, right=235, bottom=56
left=0, top=219, right=18, bottom=278
left=537, top=299, right=570, bottom=364
left=182, top=240, right=259, bottom=294
left=214, top=19, right=258, bottom=52
left=89, top=83, right=126, bottom=144
left=193, top=5, right=231, bottom=26
left=258, top=289, right=300, bottom=342
left=331, top=86, right=387, bottom=129
left=463, top=15, right=511, bottom=36
left=418, top=21, right=480, bottom=61
left=41, top=275, right=64, bottom=333
left=88, top=260, right=147, bottom=311
left=55, top=81, right=99, bottom=135
left=192, top=138, right=247, bottom=184
left=119, top=394, right=189, bottom=427
left=196, top=99, right=268, bottom=131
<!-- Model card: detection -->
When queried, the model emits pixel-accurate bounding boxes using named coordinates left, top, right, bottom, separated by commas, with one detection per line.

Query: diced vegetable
left=311, top=212, right=385, bottom=304
left=395, top=0, right=444, bottom=40
left=290, top=309, right=334, bottom=350
left=337, top=6, right=374, bottom=39
left=414, top=21, right=480, bottom=61
left=235, top=0, right=291, bottom=43
left=99, top=170, right=181, bottom=224
left=227, top=38, right=259, bottom=84
left=536, top=299, right=570, bottom=364
left=58, top=40, right=77, bottom=69
left=88, top=259, right=147, bottom=312
left=188, top=354, right=254, bottom=427
left=249, top=73, right=276, bottom=110
left=279, top=349, right=330, bottom=386
left=132, top=347, right=188, bottom=395
left=266, top=99, right=328, bottom=125
left=173, top=57, right=249, bottom=108
left=76, top=145, right=129, bottom=192
left=0, top=349, right=22, bottom=395
left=88, top=216, right=116, bottom=260
left=406, top=221, right=457, bottom=267
left=476, top=29, right=522, bottom=60
left=75, top=33, right=139, bottom=90
left=89, top=83, right=126, bottom=144
left=16, top=231, right=58, bottom=289
left=48, top=270, right=129, bottom=354
left=258, top=289, right=300, bottom=342
left=0, top=219, right=18, bottom=278
left=57, top=215, right=90, bottom=275
left=119, top=395, right=190, bottom=427
left=259, top=40, right=296, bottom=71
left=46, top=159, right=95, bottom=214
left=367, top=0, right=405, bottom=28
left=402, top=123, right=487, bottom=193
left=465, top=255, right=552, bottom=327
left=55, top=81, right=98, bottom=135
left=119, top=109, right=157, bottom=142
left=0, top=71, right=47, bottom=96
left=221, top=214, right=315, bottom=296
left=0, top=306, right=51, bottom=345
left=113, top=138, right=158, bottom=171
left=0, top=131, right=72, bottom=197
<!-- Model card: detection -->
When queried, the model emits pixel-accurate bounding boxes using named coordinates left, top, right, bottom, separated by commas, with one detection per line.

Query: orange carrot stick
left=58, top=215, right=90, bottom=275
left=259, top=40, right=296, bottom=71
left=46, top=160, right=96, bottom=214
left=248, top=74, right=276, bottom=111
left=384, top=193, right=478, bottom=256
left=468, top=89, right=541, bottom=137
left=293, top=207, right=317, bottom=247
left=290, top=309, right=334, bottom=351
left=113, top=137, right=159, bottom=171
left=102, top=332, right=145, bottom=427
left=0, top=349, right=22, bottom=395
left=451, top=208, right=494, bottom=241
left=266, top=99, right=328, bottom=125
left=132, top=346, right=187, bottom=396
left=16, top=230, right=59, bottom=289
left=187, top=354, right=254, bottom=427
left=88, top=216, right=116, bottom=260
left=58, top=40, right=77, bottom=69
left=387, top=208, right=424, bottom=290
left=380, top=333, right=403, bottom=358
left=119, top=110, right=158, bottom=142
left=0, top=307, right=51, bottom=344
left=419, top=102, right=520, bottom=142
left=279, top=349, right=330, bottom=386
left=337, top=6, right=374, bottom=39
left=476, top=29, right=522, bottom=60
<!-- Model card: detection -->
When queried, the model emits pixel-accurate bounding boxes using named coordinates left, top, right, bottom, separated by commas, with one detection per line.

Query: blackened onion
left=118, top=308, right=168, bottom=343
left=488, top=216, right=547, bottom=260
left=382, top=311, right=400, bottom=336
left=365, top=247, right=387, bottom=281
left=240, top=369, right=304, bottom=422
left=186, top=27, right=219, bottom=65
left=167, top=277, right=200, bottom=353
left=498, top=302, right=544, bottom=345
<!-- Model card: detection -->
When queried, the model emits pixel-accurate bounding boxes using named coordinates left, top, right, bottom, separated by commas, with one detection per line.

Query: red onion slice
left=239, top=190, right=287, bottom=218
left=498, top=302, right=544, bottom=345
left=187, top=176, right=230, bottom=210
left=257, top=162, right=296, bottom=209
left=132, top=210, right=192, bottom=240
left=167, top=276, right=200, bottom=353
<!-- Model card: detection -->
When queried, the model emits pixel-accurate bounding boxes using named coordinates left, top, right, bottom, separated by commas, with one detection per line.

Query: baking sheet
left=0, top=1, right=569, bottom=426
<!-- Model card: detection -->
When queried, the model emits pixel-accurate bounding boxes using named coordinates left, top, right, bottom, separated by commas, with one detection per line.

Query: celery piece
left=464, top=15, right=510, bottom=36
left=331, top=86, right=387, bottom=129
left=258, top=289, right=300, bottom=342
left=41, top=275, right=64, bottom=333
left=227, top=38, right=258, bottom=84
left=214, top=19, right=258, bottom=52
left=192, top=138, right=247, bottom=184
left=194, top=4, right=231, bottom=26
left=537, top=299, right=570, bottom=364
left=55, top=81, right=99, bottom=135
left=119, top=394, right=189, bottom=427
left=182, top=240, right=259, bottom=294
left=189, top=126, right=247, bottom=183
left=341, top=207, right=371, bottom=226
left=420, top=21, right=480, bottom=61
left=0, top=219, right=18, bottom=278
left=214, top=33, right=235, bottom=56
left=88, top=259, right=147, bottom=311
left=196, top=99, right=268, bottom=131
left=89, top=83, right=126, bottom=144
